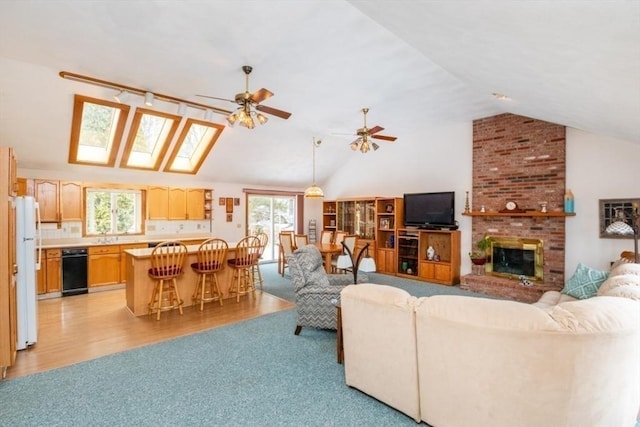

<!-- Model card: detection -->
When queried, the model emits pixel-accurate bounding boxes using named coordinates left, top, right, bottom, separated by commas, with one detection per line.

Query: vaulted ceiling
left=0, top=1, right=638, bottom=188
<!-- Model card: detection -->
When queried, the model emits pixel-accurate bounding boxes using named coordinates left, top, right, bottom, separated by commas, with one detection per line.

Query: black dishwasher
left=61, top=248, right=88, bottom=296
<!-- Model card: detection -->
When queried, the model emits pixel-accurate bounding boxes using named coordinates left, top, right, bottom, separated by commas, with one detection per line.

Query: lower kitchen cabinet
left=88, top=246, right=120, bottom=287
left=119, top=243, right=147, bottom=283
left=44, top=249, right=61, bottom=294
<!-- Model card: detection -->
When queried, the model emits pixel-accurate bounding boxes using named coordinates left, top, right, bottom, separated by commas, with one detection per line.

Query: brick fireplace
left=460, top=113, right=568, bottom=302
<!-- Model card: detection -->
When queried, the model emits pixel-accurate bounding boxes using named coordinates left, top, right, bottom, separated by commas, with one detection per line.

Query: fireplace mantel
left=462, top=212, right=575, bottom=218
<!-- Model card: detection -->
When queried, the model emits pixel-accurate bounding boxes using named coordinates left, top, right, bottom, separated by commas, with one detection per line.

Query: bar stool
left=191, top=238, right=228, bottom=311
left=252, top=232, right=268, bottom=291
left=227, top=236, right=261, bottom=302
left=147, top=241, right=188, bottom=320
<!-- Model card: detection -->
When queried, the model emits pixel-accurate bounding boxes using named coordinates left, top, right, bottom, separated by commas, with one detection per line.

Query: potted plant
left=469, top=233, right=492, bottom=265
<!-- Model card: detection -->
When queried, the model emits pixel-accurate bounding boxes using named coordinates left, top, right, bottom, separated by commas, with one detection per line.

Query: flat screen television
left=403, top=191, right=456, bottom=229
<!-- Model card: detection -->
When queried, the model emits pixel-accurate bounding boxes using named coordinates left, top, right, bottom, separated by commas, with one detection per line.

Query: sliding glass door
left=247, top=194, right=297, bottom=261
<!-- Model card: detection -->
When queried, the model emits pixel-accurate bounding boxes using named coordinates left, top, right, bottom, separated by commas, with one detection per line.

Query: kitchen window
left=85, top=188, right=142, bottom=236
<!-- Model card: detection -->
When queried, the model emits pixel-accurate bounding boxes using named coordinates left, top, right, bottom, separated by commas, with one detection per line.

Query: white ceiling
left=0, top=0, right=638, bottom=188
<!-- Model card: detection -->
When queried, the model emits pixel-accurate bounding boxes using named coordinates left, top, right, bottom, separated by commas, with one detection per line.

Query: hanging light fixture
left=304, top=138, right=324, bottom=199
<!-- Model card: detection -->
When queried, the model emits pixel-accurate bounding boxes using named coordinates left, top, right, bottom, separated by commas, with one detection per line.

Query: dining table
left=313, top=242, right=343, bottom=273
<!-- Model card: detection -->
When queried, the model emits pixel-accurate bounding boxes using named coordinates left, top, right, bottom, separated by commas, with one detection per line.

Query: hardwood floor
left=6, top=289, right=294, bottom=380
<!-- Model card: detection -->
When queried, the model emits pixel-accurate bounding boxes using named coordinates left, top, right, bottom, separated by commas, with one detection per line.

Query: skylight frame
left=119, top=107, right=182, bottom=171
left=68, top=95, right=130, bottom=167
left=163, top=118, right=225, bottom=175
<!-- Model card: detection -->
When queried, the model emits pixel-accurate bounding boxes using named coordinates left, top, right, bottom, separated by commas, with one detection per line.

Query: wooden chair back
left=194, top=238, right=228, bottom=273
left=255, top=232, right=269, bottom=257
left=232, top=236, right=261, bottom=267
left=334, top=231, right=347, bottom=246
left=320, top=230, right=334, bottom=244
left=294, top=234, right=308, bottom=249
left=149, top=241, right=188, bottom=279
left=279, top=232, right=294, bottom=257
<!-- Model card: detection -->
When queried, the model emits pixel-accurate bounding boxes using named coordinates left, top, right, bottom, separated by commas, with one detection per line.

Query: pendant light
left=304, top=138, right=324, bottom=199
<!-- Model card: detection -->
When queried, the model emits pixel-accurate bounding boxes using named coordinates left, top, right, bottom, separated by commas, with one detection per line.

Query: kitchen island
left=124, top=243, right=239, bottom=316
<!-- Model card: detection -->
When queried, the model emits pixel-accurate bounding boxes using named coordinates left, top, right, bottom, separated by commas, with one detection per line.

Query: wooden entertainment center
left=323, top=198, right=461, bottom=285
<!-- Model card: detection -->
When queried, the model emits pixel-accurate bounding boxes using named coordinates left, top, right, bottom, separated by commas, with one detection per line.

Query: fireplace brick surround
left=461, top=113, right=568, bottom=302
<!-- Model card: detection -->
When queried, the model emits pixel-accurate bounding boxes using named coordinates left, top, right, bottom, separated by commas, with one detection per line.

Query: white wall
left=320, top=122, right=640, bottom=277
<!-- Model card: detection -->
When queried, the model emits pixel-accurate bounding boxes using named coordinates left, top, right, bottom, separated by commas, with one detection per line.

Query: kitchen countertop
left=41, top=234, right=215, bottom=249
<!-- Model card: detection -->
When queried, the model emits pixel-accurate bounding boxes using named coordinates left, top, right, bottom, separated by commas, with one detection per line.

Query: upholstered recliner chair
left=287, top=244, right=365, bottom=335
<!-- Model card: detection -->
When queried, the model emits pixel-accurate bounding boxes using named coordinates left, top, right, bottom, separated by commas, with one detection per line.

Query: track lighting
left=59, top=71, right=232, bottom=118
left=144, top=92, right=154, bottom=107
left=113, top=90, right=127, bottom=103
left=177, top=102, right=187, bottom=115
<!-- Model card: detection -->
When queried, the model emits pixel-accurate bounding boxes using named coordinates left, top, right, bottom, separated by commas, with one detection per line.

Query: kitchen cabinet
left=44, top=249, right=62, bottom=293
left=17, top=178, right=33, bottom=197
left=1, top=146, right=18, bottom=374
left=34, top=180, right=82, bottom=224
left=119, top=243, right=147, bottom=283
left=149, top=186, right=208, bottom=220
left=88, top=245, right=120, bottom=287
left=147, top=186, right=169, bottom=220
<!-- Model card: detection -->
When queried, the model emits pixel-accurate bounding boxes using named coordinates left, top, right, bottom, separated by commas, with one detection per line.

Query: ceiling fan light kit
left=347, top=107, right=396, bottom=153
left=197, top=65, right=291, bottom=130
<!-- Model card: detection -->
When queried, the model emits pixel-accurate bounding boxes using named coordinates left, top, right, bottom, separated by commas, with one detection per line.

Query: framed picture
left=226, top=213, right=233, bottom=222
left=219, top=197, right=226, bottom=206
left=599, top=198, right=640, bottom=238
left=380, top=218, right=390, bottom=229
left=225, top=198, right=234, bottom=213
left=234, top=197, right=240, bottom=206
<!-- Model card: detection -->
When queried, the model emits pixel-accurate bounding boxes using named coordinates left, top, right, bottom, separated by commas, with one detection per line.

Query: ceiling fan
left=344, top=108, right=397, bottom=153
left=196, top=65, right=291, bottom=129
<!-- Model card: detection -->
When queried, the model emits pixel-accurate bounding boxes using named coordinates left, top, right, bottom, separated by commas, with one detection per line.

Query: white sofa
left=340, top=263, right=640, bottom=426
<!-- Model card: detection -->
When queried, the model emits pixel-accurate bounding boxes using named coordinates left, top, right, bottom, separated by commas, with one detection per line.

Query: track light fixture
left=113, top=90, right=127, bottom=103
left=144, top=92, right=154, bottom=107
left=59, top=71, right=232, bottom=117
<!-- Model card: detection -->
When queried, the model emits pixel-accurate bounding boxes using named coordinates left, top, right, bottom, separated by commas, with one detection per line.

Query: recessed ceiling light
left=492, top=92, right=510, bottom=101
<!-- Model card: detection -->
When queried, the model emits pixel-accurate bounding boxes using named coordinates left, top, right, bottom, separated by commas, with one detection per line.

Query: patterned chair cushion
left=288, top=245, right=330, bottom=292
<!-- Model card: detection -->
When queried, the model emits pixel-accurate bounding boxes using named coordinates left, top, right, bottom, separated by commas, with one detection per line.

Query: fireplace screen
left=485, top=237, right=544, bottom=281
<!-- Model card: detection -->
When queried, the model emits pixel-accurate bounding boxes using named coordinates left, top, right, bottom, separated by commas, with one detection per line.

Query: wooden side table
left=336, top=304, right=343, bottom=364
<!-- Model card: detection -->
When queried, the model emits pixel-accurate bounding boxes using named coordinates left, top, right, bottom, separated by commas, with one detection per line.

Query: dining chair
left=294, top=234, right=308, bottom=250
left=227, top=236, right=261, bottom=302
left=191, top=238, right=227, bottom=311
left=147, top=241, right=188, bottom=320
left=333, top=230, right=347, bottom=246
left=320, top=230, right=333, bottom=244
left=278, top=232, right=295, bottom=276
left=332, top=234, right=357, bottom=274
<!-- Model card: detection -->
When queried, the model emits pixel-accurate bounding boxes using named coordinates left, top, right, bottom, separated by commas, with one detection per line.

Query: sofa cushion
left=610, top=262, right=640, bottom=277
left=597, top=273, right=640, bottom=300
left=532, top=291, right=577, bottom=309
left=561, top=262, right=609, bottom=299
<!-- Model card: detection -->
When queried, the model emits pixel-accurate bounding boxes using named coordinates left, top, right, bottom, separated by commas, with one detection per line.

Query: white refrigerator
left=15, top=196, right=41, bottom=350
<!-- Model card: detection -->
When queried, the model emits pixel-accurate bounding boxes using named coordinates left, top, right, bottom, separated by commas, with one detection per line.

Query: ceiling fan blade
left=250, top=88, right=274, bottom=104
left=255, top=104, right=291, bottom=120
left=372, top=134, right=397, bottom=142
left=195, top=94, right=236, bottom=103
left=368, top=125, right=384, bottom=135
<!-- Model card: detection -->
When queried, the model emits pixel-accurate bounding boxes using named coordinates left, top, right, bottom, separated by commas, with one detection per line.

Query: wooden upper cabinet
left=34, top=180, right=82, bottom=223
left=60, top=181, right=82, bottom=221
left=35, top=179, right=60, bottom=223
left=16, top=178, right=34, bottom=197
left=168, top=187, right=187, bottom=220
left=147, top=186, right=208, bottom=221
left=186, top=188, right=205, bottom=220
left=147, top=186, right=169, bottom=220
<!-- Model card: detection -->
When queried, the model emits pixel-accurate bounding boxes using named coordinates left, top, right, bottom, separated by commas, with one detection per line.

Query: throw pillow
left=561, top=263, right=610, bottom=299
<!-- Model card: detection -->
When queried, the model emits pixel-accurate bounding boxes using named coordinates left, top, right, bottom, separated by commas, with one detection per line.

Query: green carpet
left=0, top=265, right=509, bottom=426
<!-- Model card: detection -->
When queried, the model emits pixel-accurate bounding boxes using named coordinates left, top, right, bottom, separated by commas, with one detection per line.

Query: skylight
left=68, top=95, right=130, bottom=166
left=164, top=119, right=225, bottom=174
left=120, top=108, right=180, bottom=171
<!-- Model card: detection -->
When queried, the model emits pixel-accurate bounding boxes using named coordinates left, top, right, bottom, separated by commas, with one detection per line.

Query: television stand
left=397, top=228, right=461, bottom=285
